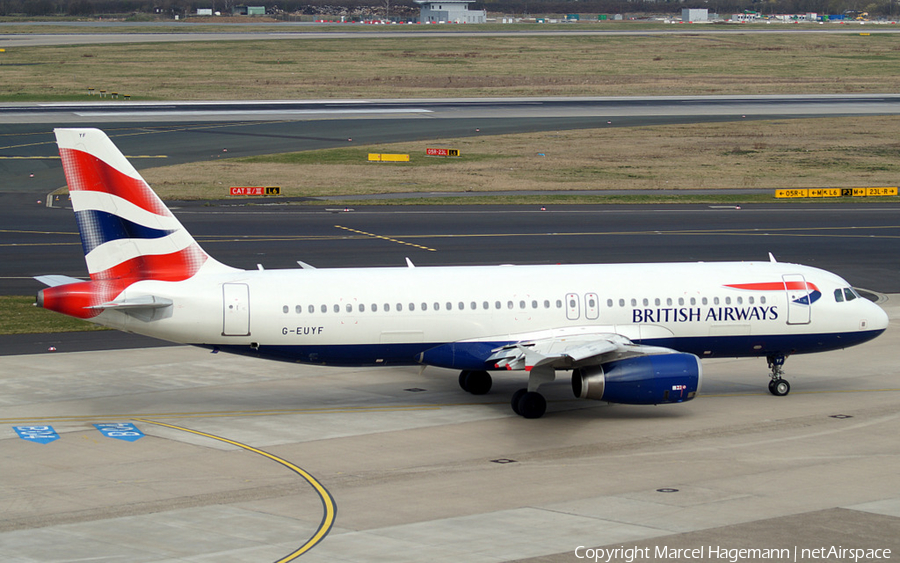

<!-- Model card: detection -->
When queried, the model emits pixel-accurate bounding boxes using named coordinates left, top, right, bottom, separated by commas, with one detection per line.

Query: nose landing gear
left=767, top=354, right=791, bottom=396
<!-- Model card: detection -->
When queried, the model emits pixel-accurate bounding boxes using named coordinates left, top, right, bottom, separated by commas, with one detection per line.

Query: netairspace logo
left=574, top=545, right=892, bottom=563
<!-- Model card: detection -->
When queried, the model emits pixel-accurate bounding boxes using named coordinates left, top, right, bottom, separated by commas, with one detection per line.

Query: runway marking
left=133, top=418, right=336, bottom=563
left=334, top=225, right=437, bottom=252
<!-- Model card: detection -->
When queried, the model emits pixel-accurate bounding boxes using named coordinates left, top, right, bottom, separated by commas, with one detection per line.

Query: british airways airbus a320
left=36, top=128, right=889, bottom=418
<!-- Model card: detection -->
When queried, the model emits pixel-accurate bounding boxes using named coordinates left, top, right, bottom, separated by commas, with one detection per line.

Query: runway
left=5, top=202, right=900, bottom=296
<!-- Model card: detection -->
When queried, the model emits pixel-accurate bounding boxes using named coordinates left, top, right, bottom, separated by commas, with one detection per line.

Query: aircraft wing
left=487, top=332, right=676, bottom=371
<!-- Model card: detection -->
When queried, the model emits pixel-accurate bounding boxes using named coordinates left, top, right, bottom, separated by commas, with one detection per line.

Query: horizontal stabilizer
left=86, top=295, right=173, bottom=311
left=34, top=275, right=84, bottom=287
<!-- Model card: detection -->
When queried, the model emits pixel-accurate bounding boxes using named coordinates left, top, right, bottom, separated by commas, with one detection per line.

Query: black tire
left=518, top=392, right=547, bottom=419
left=458, top=370, right=472, bottom=392
left=511, top=388, right=528, bottom=415
left=466, top=370, right=493, bottom=395
left=771, top=379, right=791, bottom=397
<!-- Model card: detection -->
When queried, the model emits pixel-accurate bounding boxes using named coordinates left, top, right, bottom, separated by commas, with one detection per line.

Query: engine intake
left=572, top=353, right=702, bottom=405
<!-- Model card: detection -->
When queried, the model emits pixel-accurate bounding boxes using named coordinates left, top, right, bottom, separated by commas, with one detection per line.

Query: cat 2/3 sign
left=426, top=148, right=460, bottom=157
left=230, top=186, right=281, bottom=196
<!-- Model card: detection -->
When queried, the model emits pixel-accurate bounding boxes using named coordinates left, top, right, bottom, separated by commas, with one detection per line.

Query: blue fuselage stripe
left=200, top=329, right=885, bottom=370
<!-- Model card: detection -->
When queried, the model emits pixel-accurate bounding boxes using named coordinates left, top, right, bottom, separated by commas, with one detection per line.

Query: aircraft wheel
left=465, top=370, right=492, bottom=395
left=458, top=370, right=472, bottom=392
left=518, top=391, right=547, bottom=419
left=769, top=379, right=791, bottom=397
left=511, top=388, right=528, bottom=415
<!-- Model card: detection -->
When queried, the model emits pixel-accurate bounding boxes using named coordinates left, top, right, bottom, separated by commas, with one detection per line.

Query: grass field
left=142, top=115, right=900, bottom=200
left=0, top=296, right=107, bottom=334
left=2, top=31, right=900, bottom=100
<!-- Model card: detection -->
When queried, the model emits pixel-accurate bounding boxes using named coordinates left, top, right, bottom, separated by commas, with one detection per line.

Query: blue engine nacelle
left=571, top=353, right=702, bottom=405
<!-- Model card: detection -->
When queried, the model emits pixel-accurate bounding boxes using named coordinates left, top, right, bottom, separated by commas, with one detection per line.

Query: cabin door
left=222, top=283, right=251, bottom=336
left=783, top=274, right=811, bottom=325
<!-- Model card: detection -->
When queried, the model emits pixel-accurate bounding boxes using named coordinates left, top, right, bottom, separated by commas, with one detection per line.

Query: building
left=416, top=1, right=486, bottom=23
left=233, top=5, right=265, bottom=16
left=681, top=8, right=708, bottom=22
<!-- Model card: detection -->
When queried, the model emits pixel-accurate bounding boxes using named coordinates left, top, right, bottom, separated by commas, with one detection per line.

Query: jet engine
left=572, top=353, right=702, bottom=405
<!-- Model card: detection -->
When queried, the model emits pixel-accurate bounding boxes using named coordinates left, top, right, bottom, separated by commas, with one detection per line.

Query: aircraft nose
left=866, top=300, right=890, bottom=332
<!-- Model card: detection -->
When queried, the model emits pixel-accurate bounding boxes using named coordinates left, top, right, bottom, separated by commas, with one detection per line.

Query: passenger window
left=508, top=301, right=514, bottom=309
left=690, top=297, right=696, bottom=306
left=495, top=301, right=501, bottom=309
left=678, top=298, right=684, bottom=306
left=309, top=305, right=315, bottom=314
left=333, top=304, right=340, bottom=313
left=409, top=303, right=415, bottom=311
left=372, top=304, right=378, bottom=312
left=556, top=300, right=563, bottom=308
left=748, top=296, right=754, bottom=305
left=630, top=298, right=637, bottom=307
left=702, top=297, right=708, bottom=305
left=532, top=300, right=539, bottom=309
left=471, top=302, right=477, bottom=310
left=666, top=298, right=672, bottom=306
left=714, top=297, right=720, bottom=305
left=422, top=303, right=428, bottom=311
left=618, top=299, right=625, bottom=307
left=519, top=301, right=526, bottom=309
left=834, top=289, right=845, bottom=302
left=483, top=302, right=489, bottom=310
left=642, top=298, right=649, bottom=306
left=359, top=304, right=365, bottom=312
left=447, top=302, right=452, bottom=311
left=760, top=296, right=766, bottom=304
left=434, top=302, right=440, bottom=311
left=725, top=297, right=731, bottom=305
left=346, top=304, right=352, bottom=313
left=397, top=303, right=403, bottom=312
left=607, top=299, right=613, bottom=307
left=384, top=303, right=390, bottom=312
left=283, top=306, right=289, bottom=314
left=544, top=300, right=550, bottom=308
left=295, top=305, right=302, bottom=314
left=458, top=302, right=465, bottom=310
left=736, top=297, right=742, bottom=305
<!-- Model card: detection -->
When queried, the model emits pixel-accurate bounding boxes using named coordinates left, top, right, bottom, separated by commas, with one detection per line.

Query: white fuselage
left=93, top=260, right=888, bottom=369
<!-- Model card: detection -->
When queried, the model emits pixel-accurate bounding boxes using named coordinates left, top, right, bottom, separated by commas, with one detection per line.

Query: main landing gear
left=458, top=370, right=492, bottom=395
left=766, top=354, right=791, bottom=397
left=457, top=366, right=555, bottom=419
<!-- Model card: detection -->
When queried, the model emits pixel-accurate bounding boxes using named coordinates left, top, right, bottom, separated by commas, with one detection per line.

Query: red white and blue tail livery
left=37, top=128, right=889, bottom=418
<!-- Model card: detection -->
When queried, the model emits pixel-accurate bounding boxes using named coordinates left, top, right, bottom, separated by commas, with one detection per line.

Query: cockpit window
left=834, top=289, right=844, bottom=303
left=844, top=288, right=858, bottom=301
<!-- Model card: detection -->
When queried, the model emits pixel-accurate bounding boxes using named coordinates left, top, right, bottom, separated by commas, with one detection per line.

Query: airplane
left=36, top=128, right=889, bottom=419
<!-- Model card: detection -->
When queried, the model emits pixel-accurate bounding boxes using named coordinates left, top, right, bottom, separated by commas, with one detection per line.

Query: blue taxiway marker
left=13, top=425, right=60, bottom=444
left=94, top=422, right=144, bottom=442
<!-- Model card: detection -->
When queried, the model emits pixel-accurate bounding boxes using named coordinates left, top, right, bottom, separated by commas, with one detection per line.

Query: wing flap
left=487, top=331, right=677, bottom=371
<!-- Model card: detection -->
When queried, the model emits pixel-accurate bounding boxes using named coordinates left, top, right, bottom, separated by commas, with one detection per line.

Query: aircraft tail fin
left=54, top=128, right=232, bottom=282
left=38, top=129, right=236, bottom=319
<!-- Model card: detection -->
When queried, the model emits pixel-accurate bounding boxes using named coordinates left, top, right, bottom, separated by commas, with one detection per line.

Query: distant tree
left=67, top=0, right=94, bottom=15
left=24, top=0, right=55, bottom=15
